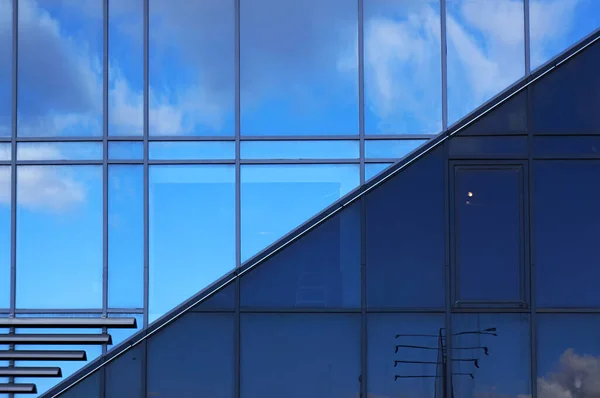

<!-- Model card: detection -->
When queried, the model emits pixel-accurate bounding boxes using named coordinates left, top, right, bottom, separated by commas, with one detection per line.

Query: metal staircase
left=0, top=317, right=137, bottom=394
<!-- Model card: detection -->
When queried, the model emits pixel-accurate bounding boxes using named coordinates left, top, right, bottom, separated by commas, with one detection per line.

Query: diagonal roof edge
left=43, top=27, right=600, bottom=398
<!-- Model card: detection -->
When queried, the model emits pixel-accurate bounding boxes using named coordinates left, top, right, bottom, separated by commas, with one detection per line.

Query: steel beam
left=0, top=350, right=87, bottom=361
left=0, top=334, right=112, bottom=345
left=0, top=317, right=136, bottom=328
left=0, top=384, right=37, bottom=393
left=0, top=367, right=62, bottom=377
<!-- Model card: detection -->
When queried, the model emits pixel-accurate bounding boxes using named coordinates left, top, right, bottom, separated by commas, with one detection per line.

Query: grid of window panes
left=0, top=1, right=599, bottom=395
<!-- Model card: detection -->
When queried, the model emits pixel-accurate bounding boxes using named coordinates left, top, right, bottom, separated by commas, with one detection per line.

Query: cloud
left=537, top=349, right=600, bottom=398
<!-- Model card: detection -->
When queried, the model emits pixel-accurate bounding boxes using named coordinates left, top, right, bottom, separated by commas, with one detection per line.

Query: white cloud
left=537, top=349, right=600, bottom=398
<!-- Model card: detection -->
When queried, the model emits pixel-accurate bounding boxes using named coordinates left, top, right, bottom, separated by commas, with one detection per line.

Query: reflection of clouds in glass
left=537, top=349, right=600, bottom=398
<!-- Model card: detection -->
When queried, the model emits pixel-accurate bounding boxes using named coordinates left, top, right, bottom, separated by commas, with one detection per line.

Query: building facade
left=0, top=0, right=599, bottom=396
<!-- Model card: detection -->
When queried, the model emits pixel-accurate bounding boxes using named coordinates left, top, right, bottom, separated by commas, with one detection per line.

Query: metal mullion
left=101, top=1, right=109, bottom=382
left=524, top=0, right=531, bottom=75
left=14, top=136, right=104, bottom=142
left=358, top=0, right=365, bottom=185
left=238, top=308, right=362, bottom=314
left=535, top=308, right=600, bottom=313
left=105, top=308, right=144, bottom=314
left=240, top=159, right=359, bottom=165
left=234, top=0, right=241, bottom=397
left=148, top=159, right=235, bottom=165
left=365, top=308, right=446, bottom=314
left=9, top=1, right=17, bottom=390
left=142, top=2, right=149, bottom=398
left=441, top=0, right=448, bottom=131
left=147, top=135, right=236, bottom=142
left=104, top=135, right=144, bottom=141
left=15, top=160, right=103, bottom=166
left=107, top=160, right=144, bottom=165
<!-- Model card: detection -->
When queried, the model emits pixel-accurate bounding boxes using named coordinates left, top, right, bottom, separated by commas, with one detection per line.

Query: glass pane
left=446, top=0, right=525, bottom=126
left=108, top=141, right=143, bottom=160
left=364, top=0, right=442, bottom=135
left=241, top=202, right=360, bottom=309
left=537, top=314, right=600, bottom=396
left=191, top=281, right=235, bottom=311
left=530, top=0, right=600, bottom=70
left=240, top=0, right=358, bottom=136
left=452, top=314, right=531, bottom=398
left=108, top=313, right=143, bottom=349
left=17, top=0, right=102, bottom=137
left=17, top=142, right=103, bottom=161
left=455, top=166, right=524, bottom=303
left=365, top=162, right=392, bottom=181
left=0, top=167, right=9, bottom=309
left=105, top=343, right=144, bottom=397
left=367, top=314, right=445, bottom=397
left=366, top=148, right=445, bottom=308
left=109, top=166, right=143, bottom=308
left=149, top=141, right=235, bottom=160
left=241, top=314, right=360, bottom=397
left=241, top=140, right=359, bottom=160
left=533, top=136, right=600, bottom=158
left=149, top=0, right=234, bottom=136
left=147, top=313, right=234, bottom=397
left=531, top=40, right=600, bottom=135
left=365, top=139, right=427, bottom=159
left=0, top=143, right=10, bottom=161
left=458, top=91, right=527, bottom=135
left=241, top=164, right=359, bottom=261
left=16, top=166, right=102, bottom=308
left=109, top=0, right=143, bottom=136
left=533, top=161, right=600, bottom=307
left=0, top=0, right=10, bottom=138
left=449, top=136, right=528, bottom=158
left=0, top=324, right=6, bottom=398
left=149, top=165, right=235, bottom=322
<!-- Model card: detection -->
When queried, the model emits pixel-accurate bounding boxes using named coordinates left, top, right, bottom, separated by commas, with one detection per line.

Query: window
left=18, top=0, right=103, bottom=137
left=16, top=166, right=102, bottom=309
left=240, top=0, right=358, bottom=136
left=108, top=141, right=144, bottom=160
left=365, top=140, right=427, bottom=159
left=240, top=314, right=360, bottom=398
left=365, top=162, right=392, bottom=181
left=366, top=147, right=445, bottom=308
left=240, top=202, right=360, bottom=309
left=0, top=167, right=9, bottom=309
left=149, top=165, right=235, bottom=322
left=533, top=161, right=600, bottom=307
left=149, top=141, right=235, bottom=160
left=453, top=164, right=526, bottom=304
left=149, top=0, right=234, bottom=136
left=241, top=140, right=359, bottom=160
left=17, top=142, right=103, bottom=161
left=0, top=0, right=11, bottom=138
left=364, top=0, right=442, bottom=135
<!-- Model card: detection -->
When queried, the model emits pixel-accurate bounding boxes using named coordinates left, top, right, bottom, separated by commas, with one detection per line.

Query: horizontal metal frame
left=0, top=308, right=143, bottom=314
left=0, top=334, right=111, bottom=345
left=0, top=350, right=87, bottom=361
left=0, top=317, right=136, bottom=328
left=0, top=384, right=36, bottom=394
left=0, top=367, right=62, bottom=378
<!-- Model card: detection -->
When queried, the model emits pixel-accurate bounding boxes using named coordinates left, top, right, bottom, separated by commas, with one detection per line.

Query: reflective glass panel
left=55, top=371, right=101, bottom=398
left=0, top=167, right=8, bottom=309
left=241, top=140, right=359, bottom=160
left=364, top=0, right=442, bottom=135
left=0, top=0, right=10, bottom=138
left=17, top=0, right=102, bottom=137
left=149, top=0, right=234, bottom=136
left=107, top=313, right=143, bottom=349
left=108, top=141, right=144, bottom=160
left=449, top=136, right=528, bottom=158
left=241, top=314, right=360, bottom=398
left=530, top=0, right=600, bottom=70
left=241, top=164, right=359, bottom=261
left=240, top=0, right=358, bottom=136
left=365, top=139, right=427, bottom=159
left=452, top=314, right=531, bottom=398
left=241, top=202, right=360, bottom=309
left=149, top=141, right=235, bottom=160
left=108, top=166, right=143, bottom=308
left=531, top=40, right=600, bottom=135
left=109, top=0, right=143, bottom=136
left=147, top=313, right=234, bottom=397
left=455, top=166, right=524, bottom=303
left=149, top=165, right=235, bottom=322
left=446, top=0, right=525, bottom=126
left=365, top=162, right=392, bottom=181
left=533, top=136, right=600, bottom=158
left=368, top=314, right=445, bottom=397
left=17, top=142, right=103, bottom=161
left=537, top=314, right=600, bottom=396
left=16, top=166, right=102, bottom=308
left=533, top=161, right=600, bottom=307
left=458, top=90, right=527, bottom=135
left=0, top=143, right=9, bottom=161
left=366, top=147, right=445, bottom=308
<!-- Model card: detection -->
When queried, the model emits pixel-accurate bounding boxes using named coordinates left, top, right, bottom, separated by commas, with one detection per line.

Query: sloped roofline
left=44, top=27, right=600, bottom=398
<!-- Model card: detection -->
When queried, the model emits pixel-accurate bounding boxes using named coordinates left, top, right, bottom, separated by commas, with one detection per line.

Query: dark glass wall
left=47, top=33, right=600, bottom=398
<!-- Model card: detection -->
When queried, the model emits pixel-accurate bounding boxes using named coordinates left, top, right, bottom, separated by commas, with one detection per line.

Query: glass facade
left=43, top=31, right=600, bottom=397
left=0, top=0, right=598, bottom=396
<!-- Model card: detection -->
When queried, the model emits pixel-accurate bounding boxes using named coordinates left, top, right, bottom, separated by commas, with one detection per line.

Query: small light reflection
left=467, top=192, right=473, bottom=197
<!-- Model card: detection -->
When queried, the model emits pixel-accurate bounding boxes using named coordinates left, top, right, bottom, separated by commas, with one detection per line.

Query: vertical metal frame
left=142, top=0, right=150, bottom=329
left=10, top=0, right=18, bottom=317
left=358, top=0, right=365, bottom=185
left=524, top=0, right=531, bottom=75
left=449, top=161, right=530, bottom=308
left=440, top=0, right=448, bottom=131
left=234, top=0, right=241, bottom=397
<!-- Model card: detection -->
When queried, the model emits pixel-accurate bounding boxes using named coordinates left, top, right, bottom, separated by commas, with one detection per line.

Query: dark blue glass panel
left=0, top=0, right=10, bottom=138
left=533, top=136, right=600, bottom=158
left=366, top=147, right=445, bottom=308
left=458, top=91, right=527, bottom=135
left=147, top=313, right=234, bottom=397
left=531, top=40, right=600, bottom=134
left=105, top=343, right=144, bottom=398
left=537, top=314, right=600, bottom=395
left=368, top=314, right=445, bottom=397
left=455, top=166, right=524, bottom=303
left=240, top=314, right=360, bottom=398
left=55, top=370, right=102, bottom=398
left=533, top=161, right=600, bottom=307
left=449, top=136, right=528, bottom=158
left=241, top=202, right=360, bottom=309
left=452, top=314, right=531, bottom=398
left=191, top=281, right=235, bottom=311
